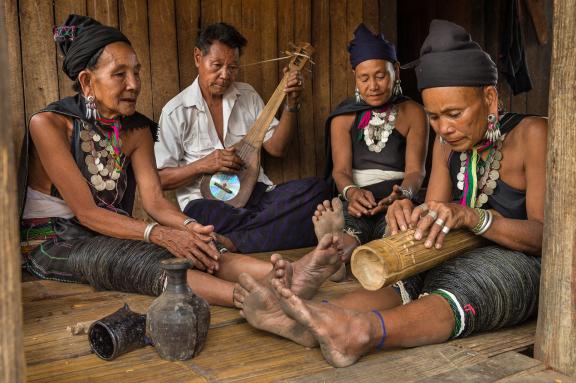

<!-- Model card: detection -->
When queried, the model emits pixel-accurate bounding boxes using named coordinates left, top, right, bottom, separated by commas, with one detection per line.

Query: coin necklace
left=456, top=135, right=505, bottom=208
left=358, top=105, right=398, bottom=153
left=80, top=119, right=124, bottom=191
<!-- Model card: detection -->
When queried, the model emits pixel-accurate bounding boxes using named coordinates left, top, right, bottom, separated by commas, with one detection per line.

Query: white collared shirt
left=155, top=77, right=278, bottom=210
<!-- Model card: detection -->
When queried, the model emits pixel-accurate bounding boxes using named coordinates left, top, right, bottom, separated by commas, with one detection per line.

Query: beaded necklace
left=357, top=105, right=398, bottom=152
left=456, top=135, right=505, bottom=208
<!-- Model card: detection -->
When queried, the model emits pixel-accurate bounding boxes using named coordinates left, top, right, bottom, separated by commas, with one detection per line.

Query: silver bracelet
left=342, top=184, right=360, bottom=201
left=183, top=218, right=197, bottom=226
left=476, top=210, right=493, bottom=235
left=399, top=186, right=413, bottom=201
left=143, top=222, right=159, bottom=243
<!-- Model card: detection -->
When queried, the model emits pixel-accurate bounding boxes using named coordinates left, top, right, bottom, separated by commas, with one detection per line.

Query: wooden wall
left=4, top=0, right=394, bottom=185
left=4, top=0, right=551, bottom=186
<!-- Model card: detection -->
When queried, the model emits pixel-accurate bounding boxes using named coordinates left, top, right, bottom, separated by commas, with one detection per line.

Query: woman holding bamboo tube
left=235, top=19, right=546, bottom=368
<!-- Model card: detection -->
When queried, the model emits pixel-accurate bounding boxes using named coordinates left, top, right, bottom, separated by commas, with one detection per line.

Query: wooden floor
left=23, top=249, right=574, bottom=383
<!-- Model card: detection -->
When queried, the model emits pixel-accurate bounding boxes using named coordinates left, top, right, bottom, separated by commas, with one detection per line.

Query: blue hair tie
left=371, top=309, right=387, bottom=350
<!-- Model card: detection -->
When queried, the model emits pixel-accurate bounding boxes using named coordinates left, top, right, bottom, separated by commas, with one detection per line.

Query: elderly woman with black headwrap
left=20, top=14, right=344, bottom=306
left=235, top=19, right=545, bottom=367
left=315, top=24, right=428, bottom=276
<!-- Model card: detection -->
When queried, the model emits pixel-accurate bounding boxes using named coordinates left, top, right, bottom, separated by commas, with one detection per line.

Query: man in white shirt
left=155, top=23, right=328, bottom=253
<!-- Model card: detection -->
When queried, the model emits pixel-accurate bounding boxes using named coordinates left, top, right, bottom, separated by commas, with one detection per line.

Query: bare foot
left=290, top=234, right=345, bottom=299
left=236, top=272, right=317, bottom=347
left=271, top=276, right=374, bottom=368
left=312, top=198, right=345, bottom=242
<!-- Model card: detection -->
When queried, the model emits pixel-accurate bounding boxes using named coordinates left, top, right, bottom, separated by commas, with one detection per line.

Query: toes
left=270, top=253, right=283, bottom=265
left=239, top=309, right=245, bottom=318
left=331, top=197, right=343, bottom=212
left=233, top=283, right=249, bottom=308
left=322, top=200, right=333, bottom=211
left=316, top=203, right=327, bottom=213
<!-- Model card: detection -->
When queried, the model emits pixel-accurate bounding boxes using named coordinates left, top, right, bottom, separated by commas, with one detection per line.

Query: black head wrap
left=408, top=20, right=497, bottom=90
left=54, top=14, right=131, bottom=81
left=347, top=24, right=397, bottom=69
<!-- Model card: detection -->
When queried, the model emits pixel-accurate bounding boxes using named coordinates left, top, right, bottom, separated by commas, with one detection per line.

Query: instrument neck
left=243, top=74, right=289, bottom=147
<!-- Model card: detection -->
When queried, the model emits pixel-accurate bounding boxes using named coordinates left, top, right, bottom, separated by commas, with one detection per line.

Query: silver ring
left=434, top=218, right=445, bottom=227
left=298, top=80, right=302, bottom=86
left=441, top=225, right=451, bottom=234
left=417, top=203, right=428, bottom=213
left=427, top=210, right=438, bottom=220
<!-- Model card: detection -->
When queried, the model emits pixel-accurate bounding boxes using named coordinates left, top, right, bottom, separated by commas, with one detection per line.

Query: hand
left=201, top=148, right=244, bottom=173
left=152, top=226, right=220, bottom=273
left=368, top=185, right=406, bottom=216
left=184, top=221, right=215, bottom=242
left=410, top=201, right=473, bottom=249
left=347, top=188, right=377, bottom=217
left=283, top=68, right=303, bottom=109
left=385, top=198, right=415, bottom=235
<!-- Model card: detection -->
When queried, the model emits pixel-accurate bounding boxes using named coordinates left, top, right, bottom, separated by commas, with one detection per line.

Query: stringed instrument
left=200, top=42, right=314, bottom=207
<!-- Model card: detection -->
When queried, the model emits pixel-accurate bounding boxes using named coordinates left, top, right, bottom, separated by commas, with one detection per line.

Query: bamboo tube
left=351, top=229, right=485, bottom=291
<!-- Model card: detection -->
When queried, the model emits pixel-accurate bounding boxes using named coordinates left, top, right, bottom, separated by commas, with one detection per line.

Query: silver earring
left=393, top=79, right=403, bottom=97
left=484, top=113, right=501, bottom=142
left=85, top=95, right=99, bottom=120
left=354, top=87, right=363, bottom=104
left=439, top=136, right=446, bottom=144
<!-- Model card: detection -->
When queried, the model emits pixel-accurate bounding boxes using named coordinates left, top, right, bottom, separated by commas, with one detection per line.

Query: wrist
left=285, top=100, right=301, bottom=113
left=342, top=184, right=360, bottom=201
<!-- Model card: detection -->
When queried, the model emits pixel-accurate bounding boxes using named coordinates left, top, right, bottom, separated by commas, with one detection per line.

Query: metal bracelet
left=476, top=210, right=493, bottom=235
left=342, top=184, right=360, bottom=201
left=399, top=186, right=413, bottom=201
left=143, top=222, right=159, bottom=243
left=471, top=208, right=487, bottom=234
left=183, top=218, right=197, bottom=226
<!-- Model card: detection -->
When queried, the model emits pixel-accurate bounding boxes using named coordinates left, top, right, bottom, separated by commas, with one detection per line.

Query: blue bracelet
left=371, top=309, right=387, bottom=350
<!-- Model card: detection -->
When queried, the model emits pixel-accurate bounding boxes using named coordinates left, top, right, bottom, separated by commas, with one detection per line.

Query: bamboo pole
left=534, top=0, right=576, bottom=377
left=0, top=2, right=26, bottom=382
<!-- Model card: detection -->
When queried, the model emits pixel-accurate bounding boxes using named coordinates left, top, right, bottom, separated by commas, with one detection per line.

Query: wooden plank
left=329, top=0, right=348, bottom=111
left=54, top=0, right=87, bottom=99
left=148, top=0, right=180, bottom=121
left=452, top=321, right=536, bottom=357
left=87, top=0, right=119, bottom=27
left=280, top=344, right=486, bottom=383
left=2, top=0, right=26, bottom=160
left=534, top=0, right=576, bottom=376
left=497, top=369, right=576, bottom=383
left=19, top=0, right=59, bottom=121
left=201, top=0, right=221, bottom=26
left=221, top=0, right=242, bottom=41
left=119, top=0, right=153, bottom=118
left=415, top=351, right=541, bottom=382
left=259, top=0, right=278, bottom=102
left=312, top=0, right=330, bottom=177
left=0, top=2, right=26, bottom=380
left=363, top=0, right=379, bottom=33
left=240, top=0, right=262, bottom=96
left=346, top=0, right=363, bottom=98
left=175, top=0, right=200, bottom=90
left=294, top=0, right=315, bottom=179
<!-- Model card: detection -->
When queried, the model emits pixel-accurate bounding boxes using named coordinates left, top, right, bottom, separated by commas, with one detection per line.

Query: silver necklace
left=363, top=106, right=397, bottom=152
left=80, top=121, right=123, bottom=191
left=456, top=135, right=505, bottom=207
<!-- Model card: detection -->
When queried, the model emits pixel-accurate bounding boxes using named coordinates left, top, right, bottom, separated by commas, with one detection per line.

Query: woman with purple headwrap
left=235, top=20, right=545, bottom=368
left=315, top=24, right=428, bottom=279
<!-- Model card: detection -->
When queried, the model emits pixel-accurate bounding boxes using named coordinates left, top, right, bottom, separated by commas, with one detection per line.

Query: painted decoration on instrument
left=208, top=173, right=241, bottom=201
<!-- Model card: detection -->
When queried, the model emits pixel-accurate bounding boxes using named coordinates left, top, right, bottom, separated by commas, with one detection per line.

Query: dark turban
left=408, top=19, right=497, bottom=90
left=55, top=14, right=131, bottom=81
left=347, top=24, right=397, bottom=69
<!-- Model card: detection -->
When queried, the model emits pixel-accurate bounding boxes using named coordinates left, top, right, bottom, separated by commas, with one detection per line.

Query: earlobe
left=193, top=47, right=201, bottom=68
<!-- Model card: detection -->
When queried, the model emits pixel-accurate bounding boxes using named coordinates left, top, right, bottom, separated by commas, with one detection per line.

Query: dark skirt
left=393, top=246, right=541, bottom=338
left=184, top=177, right=330, bottom=253
left=21, top=217, right=171, bottom=296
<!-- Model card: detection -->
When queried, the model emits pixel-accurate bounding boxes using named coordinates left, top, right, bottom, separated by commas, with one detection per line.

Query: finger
left=185, top=252, right=206, bottom=271
left=414, top=209, right=437, bottom=241
left=191, top=223, right=214, bottom=235
left=410, top=205, right=426, bottom=227
left=355, top=195, right=373, bottom=211
left=385, top=212, right=399, bottom=236
left=394, top=206, right=409, bottom=232
left=348, top=204, right=363, bottom=218
left=195, top=239, right=220, bottom=261
left=364, top=191, right=377, bottom=206
left=190, top=247, right=217, bottom=271
left=434, top=217, right=453, bottom=249
left=425, top=210, right=449, bottom=249
left=351, top=199, right=369, bottom=215
left=403, top=204, right=414, bottom=229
